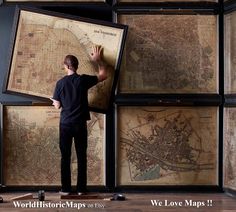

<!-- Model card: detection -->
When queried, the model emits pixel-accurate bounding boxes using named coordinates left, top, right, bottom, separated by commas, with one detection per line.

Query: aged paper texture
left=3, top=106, right=105, bottom=186
left=118, top=15, right=218, bottom=93
left=117, top=106, right=218, bottom=185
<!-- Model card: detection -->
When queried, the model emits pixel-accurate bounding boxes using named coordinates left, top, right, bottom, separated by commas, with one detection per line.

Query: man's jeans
left=59, top=121, right=87, bottom=192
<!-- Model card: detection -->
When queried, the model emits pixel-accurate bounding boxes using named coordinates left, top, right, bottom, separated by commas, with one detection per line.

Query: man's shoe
left=77, top=192, right=87, bottom=196
left=59, top=190, right=70, bottom=196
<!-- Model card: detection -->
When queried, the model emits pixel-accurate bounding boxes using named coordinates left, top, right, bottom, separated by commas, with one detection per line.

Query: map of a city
left=7, top=9, right=125, bottom=110
left=3, top=106, right=105, bottom=186
left=224, top=108, right=236, bottom=190
left=225, top=12, right=236, bottom=94
left=118, top=15, right=217, bottom=93
left=117, top=107, right=218, bottom=185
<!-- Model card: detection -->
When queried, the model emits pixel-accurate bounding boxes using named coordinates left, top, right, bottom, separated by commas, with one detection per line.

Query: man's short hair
left=64, top=55, right=79, bottom=72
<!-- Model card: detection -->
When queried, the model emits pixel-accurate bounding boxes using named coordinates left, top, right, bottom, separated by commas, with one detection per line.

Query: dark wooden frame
left=2, top=6, right=128, bottom=113
left=114, top=104, right=221, bottom=192
left=0, top=102, right=107, bottom=191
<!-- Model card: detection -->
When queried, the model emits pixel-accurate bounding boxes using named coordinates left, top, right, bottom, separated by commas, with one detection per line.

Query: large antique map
left=117, top=106, right=218, bottom=185
left=225, top=12, right=236, bottom=94
left=7, top=9, right=125, bottom=110
left=3, top=105, right=105, bottom=186
left=224, top=108, right=236, bottom=190
left=118, top=14, right=217, bottom=93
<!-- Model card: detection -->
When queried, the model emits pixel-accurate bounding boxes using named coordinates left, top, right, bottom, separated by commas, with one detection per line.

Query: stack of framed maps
left=3, top=7, right=127, bottom=112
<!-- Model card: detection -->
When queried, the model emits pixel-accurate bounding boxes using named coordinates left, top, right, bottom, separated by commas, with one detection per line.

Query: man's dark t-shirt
left=53, top=73, right=98, bottom=124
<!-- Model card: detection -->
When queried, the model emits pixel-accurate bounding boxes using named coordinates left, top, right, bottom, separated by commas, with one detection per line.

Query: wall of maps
left=117, top=106, right=218, bottom=185
left=224, top=108, right=236, bottom=190
left=225, top=11, right=236, bottom=94
left=117, top=14, right=218, bottom=94
left=2, top=105, right=105, bottom=186
left=0, top=0, right=231, bottom=190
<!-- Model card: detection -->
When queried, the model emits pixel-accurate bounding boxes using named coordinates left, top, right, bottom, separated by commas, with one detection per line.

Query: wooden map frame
left=114, top=10, right=218, bottom=94
left=3, top=7, right=127, bottom=113
left=0, top=102, right=106, bottom=187
left=115, top=106, right=219, bottom=187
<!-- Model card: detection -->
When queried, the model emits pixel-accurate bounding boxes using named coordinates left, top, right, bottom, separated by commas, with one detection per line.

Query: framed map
left=225, top=11, right=236, bottom=94
left=116, top=13, right=218, bottom=94
left=224, top=107, right=236, bottom=190
left=0, top=104, right=105, bottom=186
left=3, top=7, right=127, bottom=112
left=116, top=106, right=218, bottom=185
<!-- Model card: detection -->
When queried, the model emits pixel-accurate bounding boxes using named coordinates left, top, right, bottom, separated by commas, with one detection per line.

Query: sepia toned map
left=118, top=14, right=218, bottom=93
left=3, top=105, right=105, bottom=186
left=7, top=9, right=125, bottom=110
left=224, top=108, right=236, bottom=190
left=117, top=0, right=217, bottom=2
left=225, top=12, right=236, bottom=94
left=117, top=106, right=218, bottom=185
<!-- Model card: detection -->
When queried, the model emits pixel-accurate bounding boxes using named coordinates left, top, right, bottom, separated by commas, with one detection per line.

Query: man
left=51, top=46, right=108, bottom=195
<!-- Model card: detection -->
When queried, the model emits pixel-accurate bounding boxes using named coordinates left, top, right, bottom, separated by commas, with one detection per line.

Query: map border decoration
left=2, top=6, right=128, bottom=113
left=0, top=101, right=107, bottom=189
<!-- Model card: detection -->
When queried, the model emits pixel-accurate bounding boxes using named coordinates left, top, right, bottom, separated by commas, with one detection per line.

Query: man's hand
left=90, top=45, right=103, bottom=63
left=90, top=45, right=108, bottom=82
left=50, top=98, right=61, bottom=109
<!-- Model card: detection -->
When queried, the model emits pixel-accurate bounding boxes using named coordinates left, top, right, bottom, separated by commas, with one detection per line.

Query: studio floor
left=0, top=192, right=235, bottom=211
